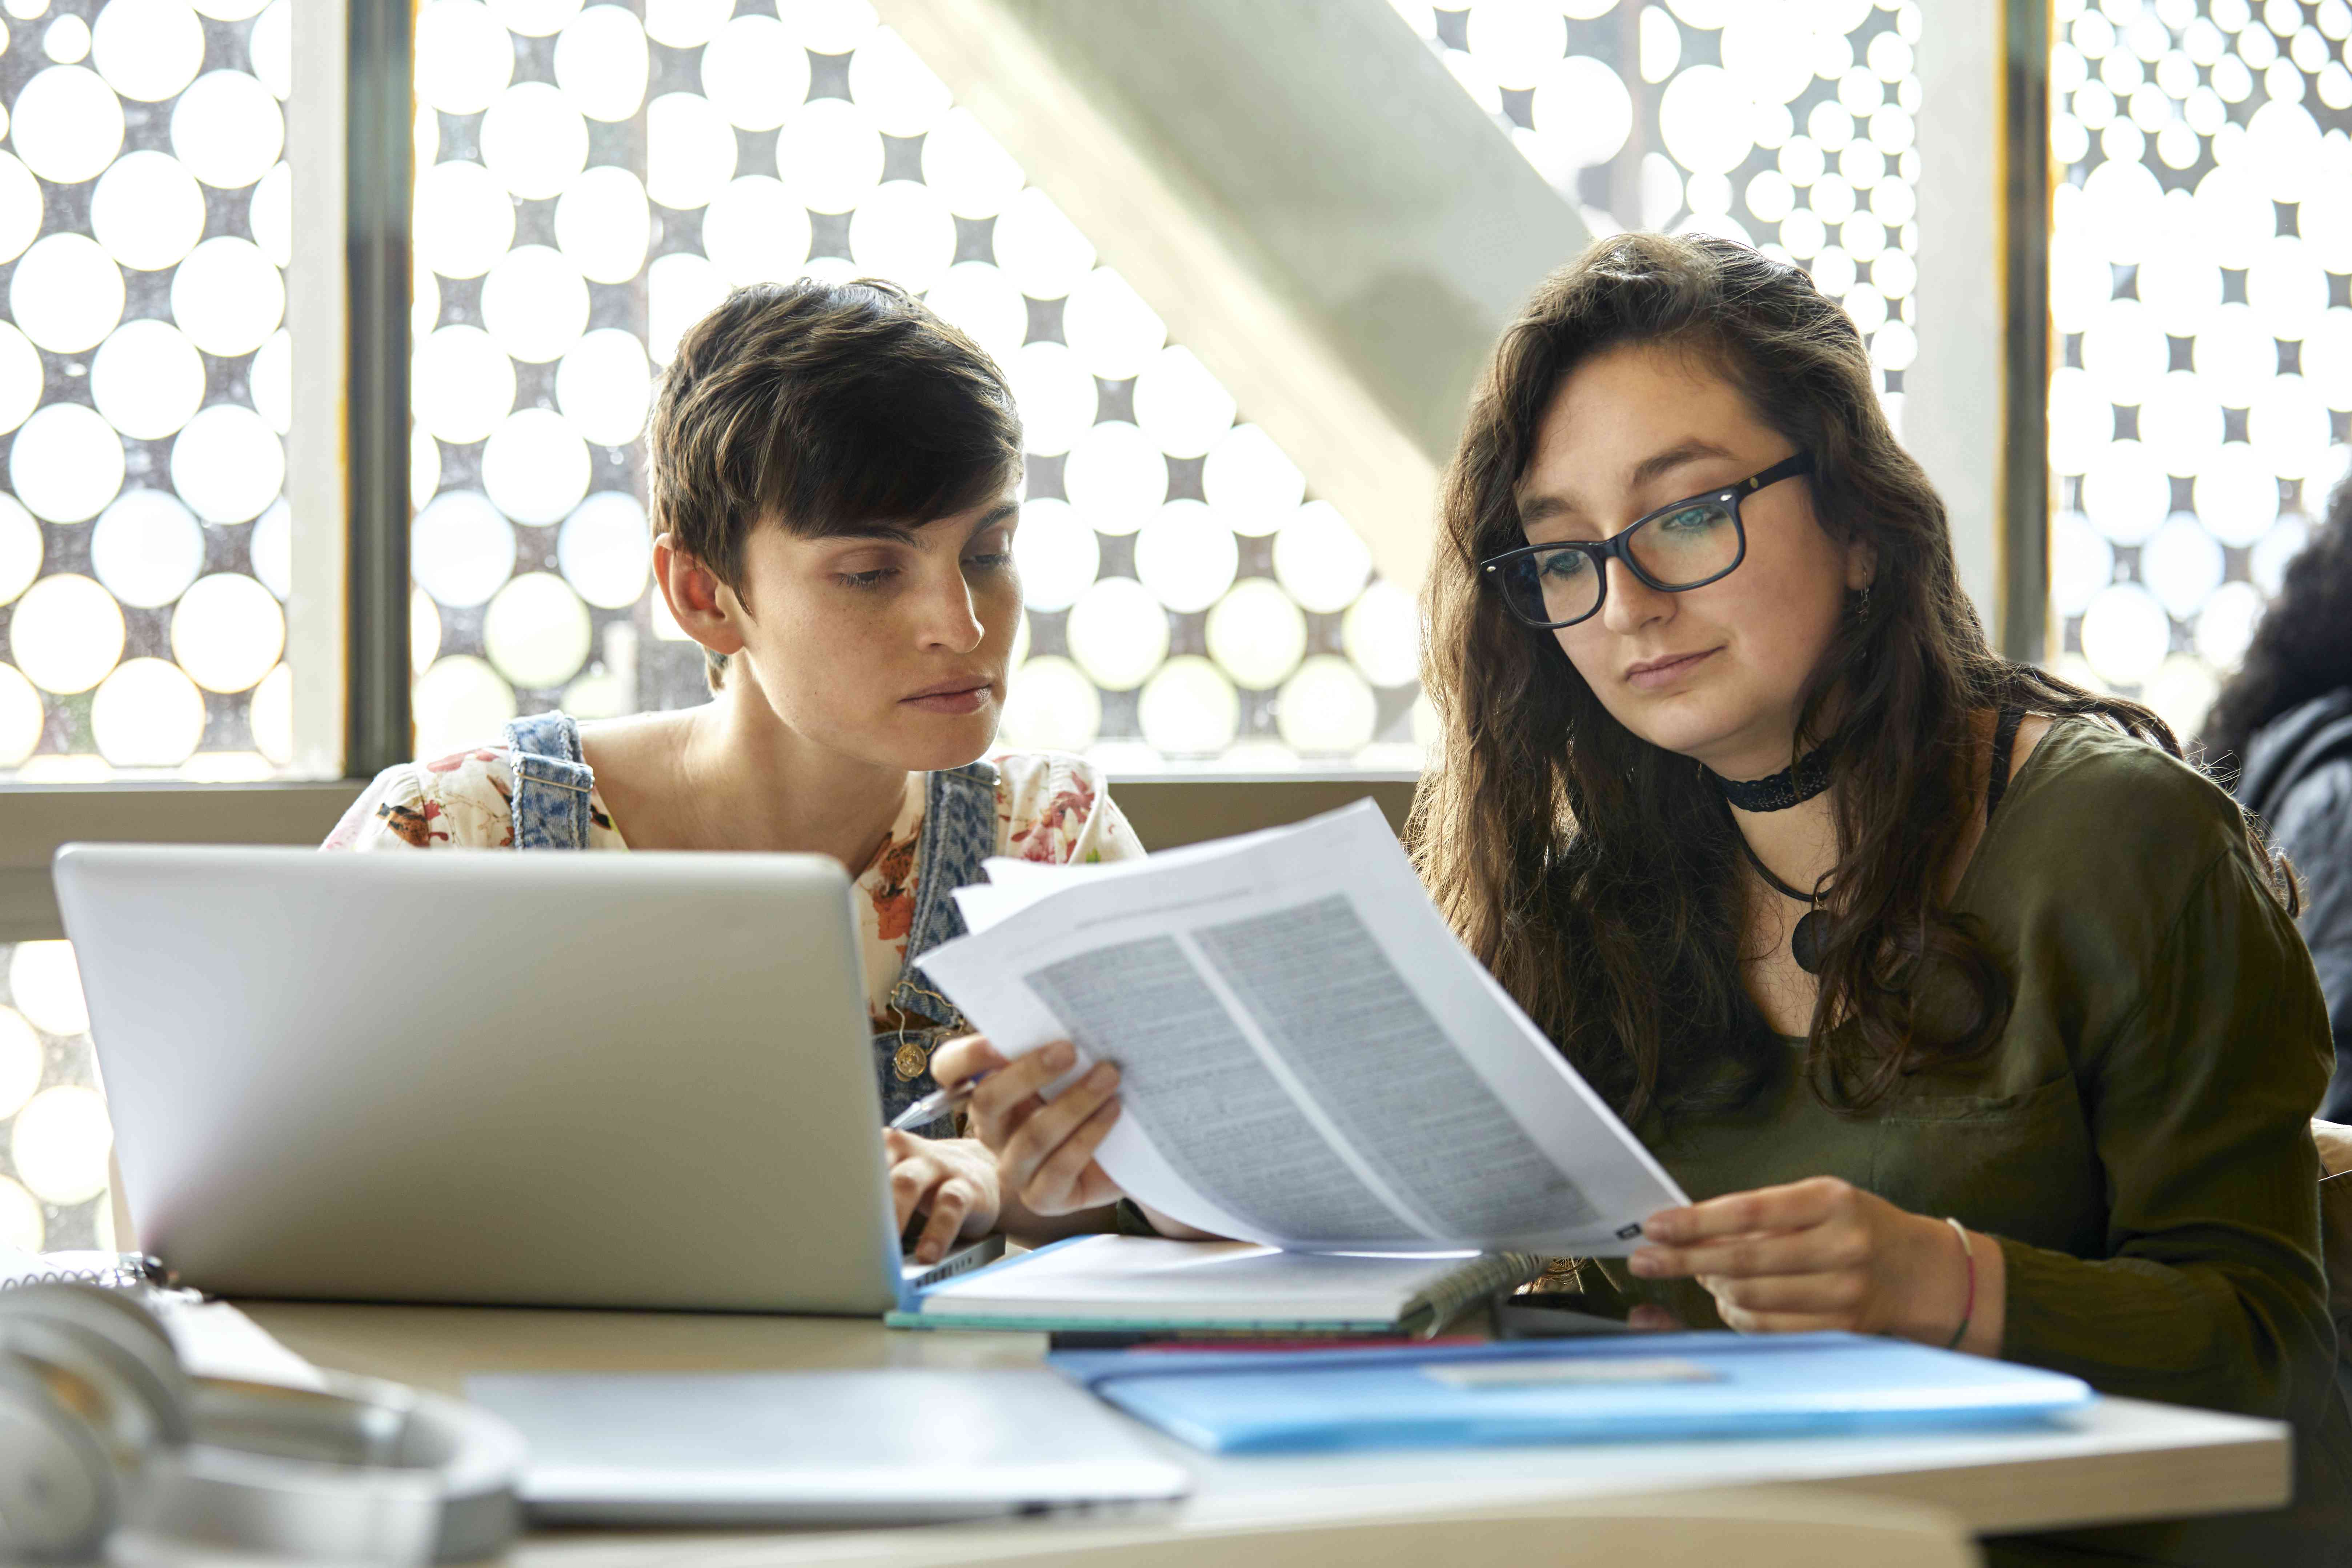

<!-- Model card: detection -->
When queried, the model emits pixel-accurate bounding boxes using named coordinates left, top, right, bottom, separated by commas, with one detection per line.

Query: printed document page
left=917, top=802, right=1688, bottom=1254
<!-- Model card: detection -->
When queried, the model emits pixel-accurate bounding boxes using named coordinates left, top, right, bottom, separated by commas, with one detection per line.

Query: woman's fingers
left=1021, top=1096, right=1122, bottom=1212
left=1642, top=1176, right=1853, bottom=1245
left=1001, top=1062, right=1121, bottom=1191
left=931, top=1034, right=1010, bottom=1093
left=886, top=1144, right=937, bottom=1232
left=1698, top=1268, right=1869, bottom=1316
left=966, top=1040, right=1077, bottom=1144
left=1716, top=1306, right=1854, bottom=1335
left=913, top=1178, right=974, bottom=1265
left=1630, top=1220, right=1867, bottom=1280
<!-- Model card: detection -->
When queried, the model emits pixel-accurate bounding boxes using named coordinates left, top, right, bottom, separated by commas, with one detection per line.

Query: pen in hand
left=886, top=1069, right=995, bottom=1133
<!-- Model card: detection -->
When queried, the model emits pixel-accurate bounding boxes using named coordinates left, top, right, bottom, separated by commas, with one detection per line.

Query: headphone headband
left=2, top=1286, right=522, bottom=1564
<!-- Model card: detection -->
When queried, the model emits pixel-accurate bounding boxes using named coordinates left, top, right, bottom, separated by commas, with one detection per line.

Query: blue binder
left=1050, top=1332, right=2094, bottom=1455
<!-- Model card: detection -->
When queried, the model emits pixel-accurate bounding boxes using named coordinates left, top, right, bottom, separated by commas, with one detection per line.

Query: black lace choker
left=1710, top=745, right=1833, bottom=813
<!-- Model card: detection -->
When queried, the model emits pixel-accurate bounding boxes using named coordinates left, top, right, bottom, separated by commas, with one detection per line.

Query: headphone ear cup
left=2, top=1284, right=191, bottom=1442
left=0, top=1352, right=120, bottom=1561
left=0, top=1285, right=193, bottom=1561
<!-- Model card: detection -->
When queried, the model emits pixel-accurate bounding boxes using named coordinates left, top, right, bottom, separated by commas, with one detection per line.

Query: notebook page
left=920, top=1236, right=1477, bottom=1322
left=918, top=802, right=1687, bottom=1255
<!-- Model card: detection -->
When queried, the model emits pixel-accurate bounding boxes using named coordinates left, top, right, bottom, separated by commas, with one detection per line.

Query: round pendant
left=1791, top=910, right=1826, bottom=974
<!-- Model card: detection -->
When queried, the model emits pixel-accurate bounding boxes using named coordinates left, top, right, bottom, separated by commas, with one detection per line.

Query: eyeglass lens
left=1500, top=500, right=1742, bottom=626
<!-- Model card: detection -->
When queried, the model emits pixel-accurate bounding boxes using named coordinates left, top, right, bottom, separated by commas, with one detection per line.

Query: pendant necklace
left=1734, top=828, right=1832, bottom=974
left=1710, top=745, right=1836, bottom=975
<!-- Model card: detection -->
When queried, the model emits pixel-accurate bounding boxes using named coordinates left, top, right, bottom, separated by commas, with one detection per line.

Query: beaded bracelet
left=1943, top=1216, right=1976, bottom=1351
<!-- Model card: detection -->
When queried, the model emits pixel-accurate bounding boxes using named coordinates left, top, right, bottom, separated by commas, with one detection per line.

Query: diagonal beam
left=876, top=0, right=1591, bottom=595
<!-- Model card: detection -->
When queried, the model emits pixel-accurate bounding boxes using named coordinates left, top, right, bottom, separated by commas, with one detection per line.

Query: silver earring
left=1856, top=583, right=1874, bottom=619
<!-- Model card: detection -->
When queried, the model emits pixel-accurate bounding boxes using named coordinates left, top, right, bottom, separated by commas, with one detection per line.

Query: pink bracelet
left=1943, top=1216, right=1976, bottom=1351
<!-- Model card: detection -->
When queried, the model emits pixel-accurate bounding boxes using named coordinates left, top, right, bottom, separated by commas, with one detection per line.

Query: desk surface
left=239, top=1300, right=2291, bottom=1564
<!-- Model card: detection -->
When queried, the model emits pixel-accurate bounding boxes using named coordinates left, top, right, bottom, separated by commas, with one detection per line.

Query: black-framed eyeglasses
left=1479, top=452, right=1815, bottom=630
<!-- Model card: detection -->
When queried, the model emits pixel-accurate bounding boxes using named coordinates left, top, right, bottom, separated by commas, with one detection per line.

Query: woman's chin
left=887, top=702, right=1002, bottom=771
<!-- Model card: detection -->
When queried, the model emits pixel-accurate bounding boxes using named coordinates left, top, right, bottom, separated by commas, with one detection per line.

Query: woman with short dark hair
left=328, top=278, right=1143, bottom=1264
left=945, top=234, right=2350, bottom=1564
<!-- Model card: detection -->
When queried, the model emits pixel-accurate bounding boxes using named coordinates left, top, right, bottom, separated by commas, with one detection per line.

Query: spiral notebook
left=0, top=1241, right=164, bottom=1292
left=887, top=1235, right=1542, bottom=1338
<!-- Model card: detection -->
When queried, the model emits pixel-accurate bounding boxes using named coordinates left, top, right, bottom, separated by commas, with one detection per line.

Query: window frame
left=0, top=0, right=2050, bottom=942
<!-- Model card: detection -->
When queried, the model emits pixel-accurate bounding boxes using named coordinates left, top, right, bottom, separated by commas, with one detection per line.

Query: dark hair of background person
left=646, top=277, right=1024, bottom=687
left=1409, top=232, right=2289, bottom=1124
left=2204, top=477, right=2352, bottom=774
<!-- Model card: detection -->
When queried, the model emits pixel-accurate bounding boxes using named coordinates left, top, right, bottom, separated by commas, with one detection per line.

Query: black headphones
left=0, top=1283, right=523, bottom=1563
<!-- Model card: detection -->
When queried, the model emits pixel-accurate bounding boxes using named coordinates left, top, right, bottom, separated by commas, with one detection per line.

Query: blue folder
left=1050, top=1332, right=2094, bottom=1455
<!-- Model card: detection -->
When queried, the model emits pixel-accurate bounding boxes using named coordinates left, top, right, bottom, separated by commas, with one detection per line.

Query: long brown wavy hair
left=1411, top=234, right=2201, bottom=1122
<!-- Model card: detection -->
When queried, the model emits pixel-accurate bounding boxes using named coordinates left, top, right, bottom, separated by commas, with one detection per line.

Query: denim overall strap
left=887, top=759, right=1001, bottom=1026
left=502, top=711, right=594, bottom=851
left=872, top=760, right=1000, bottom=1133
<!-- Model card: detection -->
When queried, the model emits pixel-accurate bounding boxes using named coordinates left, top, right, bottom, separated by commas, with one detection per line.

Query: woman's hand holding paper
left=935, top=1035, right=1127, bottom=1216
left=1628, top=1175, right=2003, bottom=1354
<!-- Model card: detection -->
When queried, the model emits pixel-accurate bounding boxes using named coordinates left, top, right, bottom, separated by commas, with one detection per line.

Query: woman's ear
left=653, top=534, right=748, bottom=660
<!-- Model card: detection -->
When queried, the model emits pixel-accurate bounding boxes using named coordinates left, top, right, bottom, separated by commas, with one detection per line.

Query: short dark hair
left=646, top=277, right=1024, bottom=684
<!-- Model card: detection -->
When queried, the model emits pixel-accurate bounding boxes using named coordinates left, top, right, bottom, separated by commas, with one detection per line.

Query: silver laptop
left=468, top=1370, right=1192, bottom=1523
left=52, top=843, right=995, bottom=1313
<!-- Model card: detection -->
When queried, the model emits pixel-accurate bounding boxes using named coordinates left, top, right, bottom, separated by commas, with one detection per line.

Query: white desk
left=237, top=1302, right=2291, bottom=1565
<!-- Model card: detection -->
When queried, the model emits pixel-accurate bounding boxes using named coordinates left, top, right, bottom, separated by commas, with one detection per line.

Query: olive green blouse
left=1584, top=720, right=2352, bottom=1565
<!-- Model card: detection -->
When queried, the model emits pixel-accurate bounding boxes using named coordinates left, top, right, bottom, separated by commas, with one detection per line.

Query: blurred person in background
left=2208, top=481, right=2352, bottom=1122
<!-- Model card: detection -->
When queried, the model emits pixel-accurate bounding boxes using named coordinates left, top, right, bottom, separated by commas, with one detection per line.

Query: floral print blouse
left=324, top=746, right=1144, bottom=1029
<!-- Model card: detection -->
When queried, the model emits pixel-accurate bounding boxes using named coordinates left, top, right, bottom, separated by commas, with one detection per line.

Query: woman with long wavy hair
left=936, top=234, right=2349, bottom=1563
left=1404, top=233, right=2348, bottom=1565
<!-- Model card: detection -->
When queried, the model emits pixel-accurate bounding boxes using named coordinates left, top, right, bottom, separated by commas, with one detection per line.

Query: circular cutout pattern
left=11, top=404, right=125, bottom=523
left=484, top=572, right=593, bottom=690
left=557, top=328, right=653, bottom=446
left=91, top=319, right=205, bottom=440
left=172, top=572, right=286, bottom=693
left=481, top=244, right=590, bottom=363
left=9, top=574, right=125, bottom=693
left=91, top=149, right=205, bottom=271
left=700, top=13, right=809, bottom=131
left=1010, top=497, right=1098, bottom=612
left=701, top=176, right=814, bottom=285
left=413, top=490, right=518, bottom=607
left=91, top=0, right=204, bottom=101
left=555, top=164, right=651, bottom=284
left=776, top=97, right=883, bottom=214
left=1062, top=421, right=1166, bottom=537
left=482, top=408, right=591, bottom=525
left=557, top=490, right=651, bottom=607
left=413, top=325, right=518, bottom=445
left=555, top=3, right=649, bottom=121
left=91, top=488, right=203, bottom=606
left=91, top=657, right=204, bottom=765
left=12, top=232, right=125, bottom=353
left=481, top=80, right=588, bottom=201
left=416, top=159, right=517, bottom=280
left=1065, top=576, right=1167, bottom=691
left=417, top=0, right=513, bottom=116
left=170, top=404, right=284, bottom=523
left=170, top=69, right=283, bottom=188
left=11, top=66, right=124, bottom=184
left=413, top=654, right=518, bottom=762
left=1206, top=577, right=1307, bottom=689
left=170, top=236, right=285, bottom=357
left=646, top=90, right=737, bottom=210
